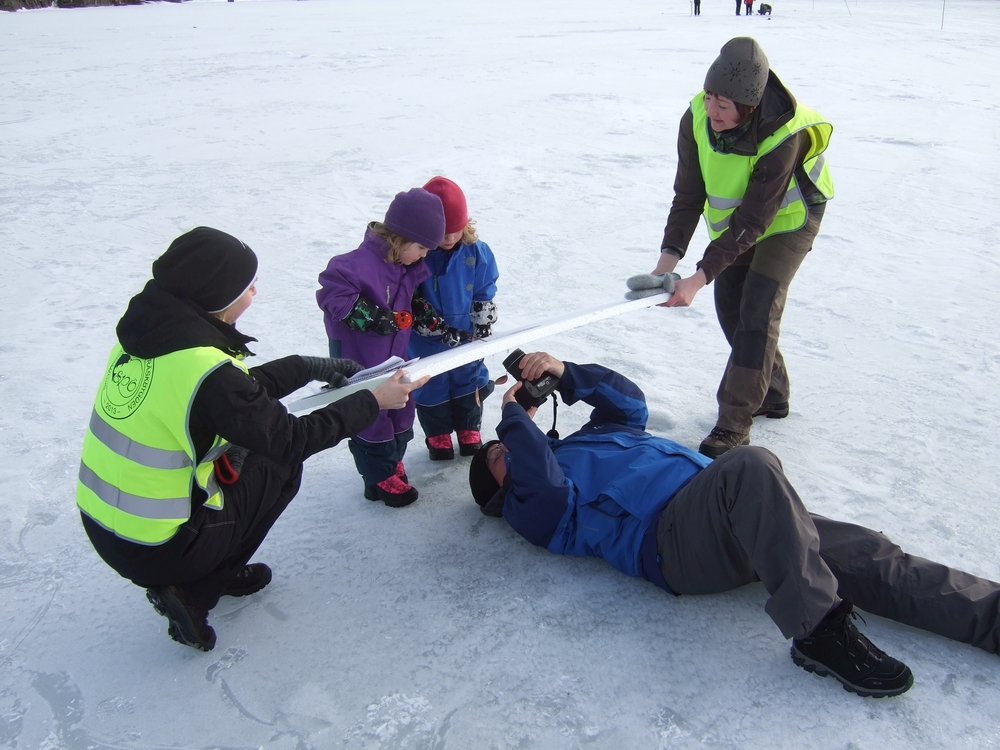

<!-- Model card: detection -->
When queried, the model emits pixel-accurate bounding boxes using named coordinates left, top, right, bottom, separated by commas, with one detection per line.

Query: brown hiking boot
left=698, top=427, right=750, bottom=458
left=752, top=401, right=789, bottom=419
left=146, top=586, right=216, bottom=652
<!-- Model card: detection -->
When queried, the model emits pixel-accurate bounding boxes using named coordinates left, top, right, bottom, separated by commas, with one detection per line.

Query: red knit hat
left=422, top=176, right=469, bottom=234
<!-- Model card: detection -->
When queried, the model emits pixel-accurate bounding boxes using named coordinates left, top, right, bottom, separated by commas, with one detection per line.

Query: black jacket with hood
left=83, top=280, right=378, bottom=538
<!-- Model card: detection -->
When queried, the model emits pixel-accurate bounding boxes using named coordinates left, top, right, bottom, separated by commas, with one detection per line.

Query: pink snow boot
left=457, top=429, right=483, bottom=457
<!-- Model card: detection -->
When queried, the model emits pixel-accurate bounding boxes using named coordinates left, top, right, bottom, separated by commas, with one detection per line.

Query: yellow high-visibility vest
left=691, top=91, right=834, bottom=242
left=77, top=344, right=247, bottom=545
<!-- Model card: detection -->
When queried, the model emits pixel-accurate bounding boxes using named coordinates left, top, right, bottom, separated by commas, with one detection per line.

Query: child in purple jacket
left=316, top=188, right=445, bottom=507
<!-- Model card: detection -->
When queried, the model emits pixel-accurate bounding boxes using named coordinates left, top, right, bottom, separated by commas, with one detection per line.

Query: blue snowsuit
left=496, top=362, right=710, bottom=588
left=408, top=240, right=499, bottom=435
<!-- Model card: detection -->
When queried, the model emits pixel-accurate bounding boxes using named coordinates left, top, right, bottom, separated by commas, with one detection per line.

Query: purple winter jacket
left=316, top=225, right=431, bottom=443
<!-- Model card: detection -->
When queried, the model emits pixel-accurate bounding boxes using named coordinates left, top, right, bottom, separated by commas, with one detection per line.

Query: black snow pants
left=83, top=453, right=303, bottom=610
left=656, top=446, right=1000, bottom=653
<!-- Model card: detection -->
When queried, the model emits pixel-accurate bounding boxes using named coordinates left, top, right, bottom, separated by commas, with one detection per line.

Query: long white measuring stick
left=288, top=291, right=671, bottom=413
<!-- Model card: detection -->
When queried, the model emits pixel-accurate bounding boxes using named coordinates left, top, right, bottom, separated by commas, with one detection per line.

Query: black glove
left=225, top=444, right=250, bottom=474
left=343, top=296, right=400, bottom=336
left=440, top=327, right=472, bottom=348
left=301, top=356, right=365, bottom=389
left=413, top=296, right=473, bottom=348
left=470, top=300, right=498, bottom=339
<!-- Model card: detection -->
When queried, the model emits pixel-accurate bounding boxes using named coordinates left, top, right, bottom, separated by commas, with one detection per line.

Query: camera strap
left=546, top=393, right=560, bottom=439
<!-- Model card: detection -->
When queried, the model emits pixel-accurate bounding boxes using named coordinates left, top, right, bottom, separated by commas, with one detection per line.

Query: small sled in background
left=758, top=3, right=772, bottom=14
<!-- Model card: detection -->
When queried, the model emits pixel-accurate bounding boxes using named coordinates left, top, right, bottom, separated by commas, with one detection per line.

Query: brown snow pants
left=713, top=204, right=825, bottom=433
left=656, top=447, right=1000, bottom=653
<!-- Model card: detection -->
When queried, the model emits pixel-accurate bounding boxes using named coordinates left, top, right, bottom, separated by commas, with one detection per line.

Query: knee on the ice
left=719, top=444, right=782, bottom=473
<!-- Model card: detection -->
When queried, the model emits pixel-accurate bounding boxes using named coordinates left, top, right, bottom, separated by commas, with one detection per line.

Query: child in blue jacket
left=408, top=177, right=500, bottom=460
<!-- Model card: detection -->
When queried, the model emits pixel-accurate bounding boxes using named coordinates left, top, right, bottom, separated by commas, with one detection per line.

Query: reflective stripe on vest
left=77, top=344, right=247, bottom=545
left=691, top=91, right=834, bottom=242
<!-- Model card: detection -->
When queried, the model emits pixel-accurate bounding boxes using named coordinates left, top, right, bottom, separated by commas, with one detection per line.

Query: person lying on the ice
left=469, top=352, right=1000, bottom=698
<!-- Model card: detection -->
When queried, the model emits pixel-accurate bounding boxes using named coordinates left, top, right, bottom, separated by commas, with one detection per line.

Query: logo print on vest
left=100, top=353, right=154, bottom=419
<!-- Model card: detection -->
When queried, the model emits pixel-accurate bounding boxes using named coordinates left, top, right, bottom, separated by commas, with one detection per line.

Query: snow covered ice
left=2, top=0, right=1000, bottom=746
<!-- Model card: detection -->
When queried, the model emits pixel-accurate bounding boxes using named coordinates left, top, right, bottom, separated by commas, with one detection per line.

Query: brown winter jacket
left=660, top=71, right=827, bottom=283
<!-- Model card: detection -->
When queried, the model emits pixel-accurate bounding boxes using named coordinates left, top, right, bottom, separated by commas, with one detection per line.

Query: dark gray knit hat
left=704, top=37, right=770, bottom=107
left=152, top=227, right=258, bottom=313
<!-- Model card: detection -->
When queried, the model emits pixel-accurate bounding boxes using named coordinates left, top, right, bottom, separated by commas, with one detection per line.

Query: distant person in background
left=735, top=0, right=741, bottom=14
left=649, top=37, right=834, bottom=458
left=409, top=176, right=500, bottom=462
left=693, top=0, right=701, bottom=16
left=77, top=227, right=424, bottom=652
left=745, top=0, right=754, bottom=15
left=317, top=188, right=445, bottom=507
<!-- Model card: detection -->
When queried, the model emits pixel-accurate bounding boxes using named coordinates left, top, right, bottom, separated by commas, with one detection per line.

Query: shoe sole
left=458, top=444, right=482, bottom=457
left=380, top=489, right=418, bottom=508
left=146, top=588, right=216, bottom=652
left=365, top=484, right=418, bottom=507
left=790, top=645, right=913, bottom=698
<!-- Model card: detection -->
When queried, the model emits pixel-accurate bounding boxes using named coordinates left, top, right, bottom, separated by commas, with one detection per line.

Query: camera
left=502, top=348, right=560, bottom=409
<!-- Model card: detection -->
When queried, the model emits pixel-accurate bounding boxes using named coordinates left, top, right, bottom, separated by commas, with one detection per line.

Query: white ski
left=288, top=291, right=671, bottom=413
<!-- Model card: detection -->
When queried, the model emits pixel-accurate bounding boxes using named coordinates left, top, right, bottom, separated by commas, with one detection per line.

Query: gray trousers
left=713, top=205, right=825, bottom=433
left=656, top=447, right=1000, bottom=653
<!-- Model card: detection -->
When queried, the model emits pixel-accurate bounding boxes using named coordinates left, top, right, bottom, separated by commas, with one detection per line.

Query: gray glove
left=301, top=356, right=365, bottom=389
left=624, top=273, right=680, bottom=300
left=214, top=443, right=250, bottom=484
left=225, top=444, right=250, bottom=475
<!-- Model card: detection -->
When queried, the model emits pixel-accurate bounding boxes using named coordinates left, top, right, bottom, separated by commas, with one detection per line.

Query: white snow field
left=2, top=0, right=1000, bottom=747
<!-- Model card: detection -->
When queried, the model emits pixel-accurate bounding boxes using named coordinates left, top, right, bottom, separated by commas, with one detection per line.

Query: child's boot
left=395, top=461, right=408, bottom=482
left=374, top=474, right=418, bottom=508
left=457, top=429, right=483, bottom=457
left=426, top=434, right=455, bottom=461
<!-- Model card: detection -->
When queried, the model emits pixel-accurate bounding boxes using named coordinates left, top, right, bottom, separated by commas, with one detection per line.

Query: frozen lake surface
left=2, top=0, right=999, bottom=747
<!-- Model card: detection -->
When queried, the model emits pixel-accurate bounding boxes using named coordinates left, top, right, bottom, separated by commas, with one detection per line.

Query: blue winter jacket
left=497, top=362, right=712, bottom=588
left=408, top=240, right=499, bottom=406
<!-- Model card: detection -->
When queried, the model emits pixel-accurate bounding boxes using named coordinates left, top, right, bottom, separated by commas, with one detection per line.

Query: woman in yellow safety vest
left=77, top=227, right=426, bottom=651
left=649, top=37, right=834, bottom=459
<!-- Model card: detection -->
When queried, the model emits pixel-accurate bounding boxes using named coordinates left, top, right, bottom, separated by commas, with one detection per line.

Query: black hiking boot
left=222, top=563, right=272, bottom=597
left=146, top=586, right=217, bottom=652
left=698, top=427, right=750, bottom=459
left=791, top=598, right=913, bottom=698
left=753, top=401, right=789, bottom=419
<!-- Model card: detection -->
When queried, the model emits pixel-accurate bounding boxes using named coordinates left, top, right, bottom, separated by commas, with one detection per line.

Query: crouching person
left=470, top=352, right=1000, bottom=697
left=77, top=227, right=426, bottom=651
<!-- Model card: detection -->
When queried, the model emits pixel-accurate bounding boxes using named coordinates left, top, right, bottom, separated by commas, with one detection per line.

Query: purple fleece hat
left=382, top=188, right=446, bottom=249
